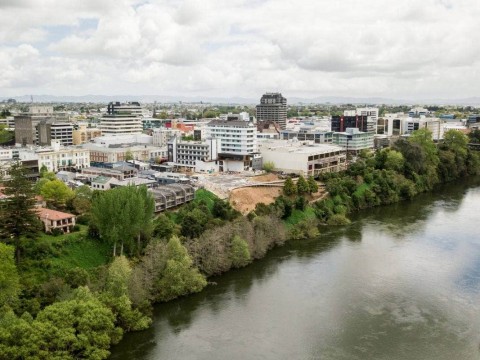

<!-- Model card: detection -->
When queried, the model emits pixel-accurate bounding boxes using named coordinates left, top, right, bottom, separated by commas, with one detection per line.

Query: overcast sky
left=1, top=0, right=479, bottom=100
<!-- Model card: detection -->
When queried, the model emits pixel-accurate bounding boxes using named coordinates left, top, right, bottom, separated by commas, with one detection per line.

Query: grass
left=193, top=188, right=219, bottom=212
left=19, top=226, right=111, bottom=286
left=50, top=237, right=111, bottom=270
left=283, top=206, right=316, bottom=227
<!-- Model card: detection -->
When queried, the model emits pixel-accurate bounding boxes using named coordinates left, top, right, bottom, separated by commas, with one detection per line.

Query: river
left=111, top=177, right=480, bottom=360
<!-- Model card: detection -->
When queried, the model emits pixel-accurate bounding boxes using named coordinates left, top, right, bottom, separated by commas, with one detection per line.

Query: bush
left=327, top=214, right=351, bottom=226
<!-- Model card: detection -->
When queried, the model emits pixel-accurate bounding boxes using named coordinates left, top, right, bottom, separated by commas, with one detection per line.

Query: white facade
left=258, top=139, right=346, bottom=176
left=152, top=128, right=182, bottom=147
left=92, top=134, right=153, bottom=147
left=98, top=115, right=143, bottom=135
left=168, top=137, right=221, bottom=167
left=204, top=120, right=257, bottom=155
left=35, top=141, right=90, bottom=172
left=332, top=128, right=374, bottom=151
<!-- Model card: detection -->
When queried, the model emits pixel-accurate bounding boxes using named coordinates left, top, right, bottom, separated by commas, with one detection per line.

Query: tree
left=307, top=176, right=318, bottom=194
left=153, top=213, right=178, bottom=240
left=283, top=177, right=297, bottom=196
left=0, top=125, right=14, bottom=145
left=0, top=244, right=20, bottom=308
left=156, top=236, right=207, bottom=302
left=296, top=175, right=309, bottom=195
left=125, top=150, right=134, bottom=161
left=0, top=162, right=41, bottom=263
left=384, top=150, right=405, bottom=172
left=32, top=287, right=123, bottom=359
left=230, top=235, right=251, bottom=268
left=443, top=129, right=468, bottom=157
left=409, top=128, right=439, bottom=167
left=262, top=161, right=275, bottom=173
left=91, top=186, right=155, bottom=256
left=179, top=208, right=210, bottom=238
left=40, top=179, right=75, bottom=208
left=71, top=185, right=93, bottom=214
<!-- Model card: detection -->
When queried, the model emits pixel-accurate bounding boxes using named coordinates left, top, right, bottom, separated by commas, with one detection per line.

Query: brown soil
left=249, top=173, right=280, bottom=182
left=230, top=186, right=282, bottom=214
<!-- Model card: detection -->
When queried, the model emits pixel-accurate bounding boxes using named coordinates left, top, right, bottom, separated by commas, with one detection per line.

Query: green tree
left=125, top=150, right=134, bottom=161
left=91, top=186, right=155, bottom=256
left=443, top=129, right=468, bottom=157
left=409, top=128, right=439, bottom=167
left=307, top=176, right=318, bottom=193
left=105, top=256, right=132, bottom=298
left=0, top=162, right=41, bottom=263
left=32, top=287, right=123, bottom=360
left=40, top=179, right=75, bottom=208
left=384, top=150, right=405, bottom=172
left=72, top=186, right=93, bottom=214
left=0, top=125, right=14, bottom=145
left=262, top=161, right=275, bottom=173
left=283, top=177, right=297, bottom=196
left=230, top=235, right=251, bottom=268
left=153, top=213, right=178, bottom=240
left=156, top=236, right=207, bottom=302
left=0, top=244, right=20, bottom=308
left=296, top=175, right=309, bottom=195
left=179, top=208, right=210, bottom=238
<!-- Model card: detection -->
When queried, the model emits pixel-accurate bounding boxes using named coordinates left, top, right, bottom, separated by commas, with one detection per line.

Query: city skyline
left=1, top=0, right=480, bottom=100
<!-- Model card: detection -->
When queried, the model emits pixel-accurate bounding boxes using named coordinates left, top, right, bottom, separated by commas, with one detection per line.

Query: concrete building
left=280, top=129, right=334, bottom=144
left=258, top=139, right=346, bottom=176
left=356, top=107, right=379, bottom=130
left=35, top=141, right=90, bottom=172
left=81, top=143, right=167, bottom=163
left=72, top=125, right=102, bottom=145
left=256, top=93, right=287, bottom=130
left=204, top=120, right=260, bottom=171
left=149, top=184, right=195, bottom=212
left=167, top=136, right=221, bottom=168
left=331, top=115, right=373, bottom=133
left=152, top=128, right=182, bottom=147
left=92, top=134, right=152, bottom=147
left=47, top=122, right=73, bottom=146
left=99, top=102, right=143, bottom=136
left=82, top=166, right=137, bottom=181
left=332, top=128, right=374, bottom=153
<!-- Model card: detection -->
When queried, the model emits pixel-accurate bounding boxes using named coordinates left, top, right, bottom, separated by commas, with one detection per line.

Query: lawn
left=193, top=188, right=219, bottom=211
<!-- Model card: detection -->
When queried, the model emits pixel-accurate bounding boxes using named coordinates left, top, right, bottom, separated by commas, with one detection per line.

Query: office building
left=256, top=93, right=287, bottom=130
left=99, top=102, right=143, bottom=135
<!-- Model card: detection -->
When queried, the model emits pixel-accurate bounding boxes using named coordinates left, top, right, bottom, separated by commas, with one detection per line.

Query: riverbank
left=110, top=175, right=480, bottom=360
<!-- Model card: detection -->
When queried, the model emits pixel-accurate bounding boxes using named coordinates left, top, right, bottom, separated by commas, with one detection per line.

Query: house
left=36, top=207, right=76, bottom=233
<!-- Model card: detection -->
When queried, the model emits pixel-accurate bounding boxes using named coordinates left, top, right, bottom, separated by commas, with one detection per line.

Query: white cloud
left=1, top=0, right=480, bottom=100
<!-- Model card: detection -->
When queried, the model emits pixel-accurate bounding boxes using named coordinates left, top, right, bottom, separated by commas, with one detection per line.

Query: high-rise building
left=99, top=102, right=143, bottom=136
left=256, top=93, right=287, bottom=130
left=331, top=115, right=373, bottom=133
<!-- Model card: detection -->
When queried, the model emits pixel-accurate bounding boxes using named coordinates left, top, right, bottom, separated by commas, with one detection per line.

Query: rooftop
left=36, top=207, right=75, bottom=221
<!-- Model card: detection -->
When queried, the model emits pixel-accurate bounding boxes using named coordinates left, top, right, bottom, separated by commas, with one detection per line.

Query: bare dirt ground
left=249, top=173, right=280, bottom=182
left=230, top=186, right=282, bottom=214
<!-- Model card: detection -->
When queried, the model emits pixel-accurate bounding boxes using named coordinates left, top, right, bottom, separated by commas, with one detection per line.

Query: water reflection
left=111, top=177, right=480, bottom=360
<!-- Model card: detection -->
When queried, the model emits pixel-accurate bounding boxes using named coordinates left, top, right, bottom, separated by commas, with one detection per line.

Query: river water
left=111, top=178, right=480, bottom=360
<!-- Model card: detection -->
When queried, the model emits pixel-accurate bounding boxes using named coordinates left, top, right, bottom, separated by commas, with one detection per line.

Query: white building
left=82, top=143, right=167, bottom=163
left=98, top=102, right=143, bottom=136
left=167, top=136, right=221, bottom=168
left=204, top=120, right=257, bottom=155
left=152, top=128, right=182, bottom=147
left=332, top=128, right=374, bottom=152
left=35, top=141, right=90, bottom=172
left=258, top=139, right=346, bottom=176
left=92, top=134, right=153, bottom=147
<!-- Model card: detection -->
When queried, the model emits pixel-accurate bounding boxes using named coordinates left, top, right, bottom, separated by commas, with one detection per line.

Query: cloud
left=1, top=0, right=480, bottom=99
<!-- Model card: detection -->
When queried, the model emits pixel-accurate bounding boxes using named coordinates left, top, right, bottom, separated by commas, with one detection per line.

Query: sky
left=1, top=0, right=479, bottom=100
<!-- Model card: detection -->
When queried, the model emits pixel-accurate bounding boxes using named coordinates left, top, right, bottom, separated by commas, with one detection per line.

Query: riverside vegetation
left=1, top=129, right=479, bottom=359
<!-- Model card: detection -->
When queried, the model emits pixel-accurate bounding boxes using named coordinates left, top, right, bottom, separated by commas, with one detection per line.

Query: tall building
left=99, top=102, right=143, bottom=136
left=256, top=93, right=287, bottom=130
